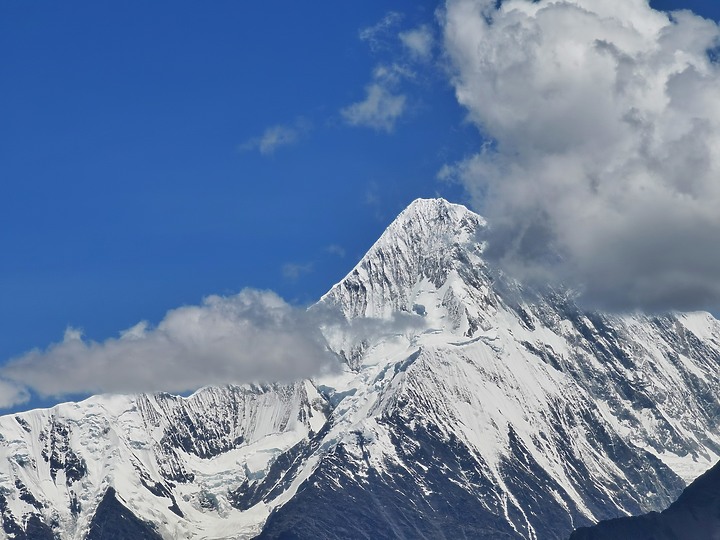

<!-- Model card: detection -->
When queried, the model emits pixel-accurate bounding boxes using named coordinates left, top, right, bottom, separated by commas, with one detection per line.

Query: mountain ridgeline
left=570, top=459, right=720, bottom=540
left=0, top=198, right=719, bottom=539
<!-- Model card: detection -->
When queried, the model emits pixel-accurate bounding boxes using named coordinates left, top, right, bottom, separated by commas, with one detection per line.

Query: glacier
left=1, top=198, right=719, bottom=539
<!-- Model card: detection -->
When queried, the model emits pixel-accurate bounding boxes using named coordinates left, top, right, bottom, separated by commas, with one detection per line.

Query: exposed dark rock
left=85, top=487, right=162, bottom=540
left=24, top=515, right=54, bottom=540
left=40, top=418, right=87, bottom=486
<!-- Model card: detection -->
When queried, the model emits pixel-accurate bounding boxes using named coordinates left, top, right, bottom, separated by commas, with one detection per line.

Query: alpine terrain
left=1, top=198, right=719, bottom=539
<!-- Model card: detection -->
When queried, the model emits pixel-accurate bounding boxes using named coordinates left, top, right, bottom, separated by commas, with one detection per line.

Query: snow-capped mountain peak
left=2, top=198, right=720, bottom=540
left=319, top=197, right=494, bottom=337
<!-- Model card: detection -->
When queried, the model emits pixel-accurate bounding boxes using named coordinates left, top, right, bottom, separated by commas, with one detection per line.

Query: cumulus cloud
left=1, top=290, right=337, bottom=402
left=241, top=119, right=310, bottom=155
left=442, top=0, right=720, bottom=311
left=341, top=64, right=410, bottom=132
left=399, top=25, right=434, bottom=60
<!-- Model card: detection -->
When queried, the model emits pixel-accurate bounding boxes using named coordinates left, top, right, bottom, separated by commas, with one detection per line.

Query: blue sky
left=1, top=0, right=719, bottom=412
left=0, top=1, right=469, bottom=367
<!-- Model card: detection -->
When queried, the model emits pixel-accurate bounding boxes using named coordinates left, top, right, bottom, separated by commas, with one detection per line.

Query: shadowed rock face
left=570, top=460, right=720, bottom=540
left=85, top=488, right=162, bottom=540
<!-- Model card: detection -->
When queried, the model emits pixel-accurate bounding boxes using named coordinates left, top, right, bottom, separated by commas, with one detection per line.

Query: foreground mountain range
left=570, top=458, right=720, bottom=539
left=1, top=198, right=719, bottom=539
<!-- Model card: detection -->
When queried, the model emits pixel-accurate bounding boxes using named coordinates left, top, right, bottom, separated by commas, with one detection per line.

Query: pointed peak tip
left=398, top=197, right=482, bottom=224
left=405, top=196, right=453, bottom=209
left=402, top=197, right=458, bottom=214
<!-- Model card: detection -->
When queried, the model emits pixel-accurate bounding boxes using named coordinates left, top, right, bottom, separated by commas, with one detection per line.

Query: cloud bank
left=1, top=290, right=336, bottom=406
left=442, top=0, right=720, bottom=311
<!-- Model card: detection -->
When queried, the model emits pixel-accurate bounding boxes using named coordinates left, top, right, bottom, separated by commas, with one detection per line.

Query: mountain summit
left=1, top=198, right=720, bottom=539
left=322, top=197, right=486, bottom=315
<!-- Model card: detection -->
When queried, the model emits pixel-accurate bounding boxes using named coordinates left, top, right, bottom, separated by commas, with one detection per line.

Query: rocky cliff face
left=1, top=198, right=719, bottom=539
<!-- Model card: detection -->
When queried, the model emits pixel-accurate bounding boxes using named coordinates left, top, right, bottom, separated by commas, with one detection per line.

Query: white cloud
left=1, top=290, right=337, bottom=401
left=399, top=25, right=434, bottom=60
left=442, top=0, right=720, bottom=311
left=241, top=119, right=310, bottom=155
left=341, top=64, right=410, bottom=132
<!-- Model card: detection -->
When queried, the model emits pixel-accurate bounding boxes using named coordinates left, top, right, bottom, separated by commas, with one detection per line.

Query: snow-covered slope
left=0, top=383, right=327, bottom=539
left=1, top=198, right=719, bottom=539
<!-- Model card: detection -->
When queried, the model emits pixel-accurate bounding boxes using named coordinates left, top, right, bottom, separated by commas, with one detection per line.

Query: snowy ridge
left=0, top=382, right=327, bottom=539
left=1, top=198, right=719, bottom=539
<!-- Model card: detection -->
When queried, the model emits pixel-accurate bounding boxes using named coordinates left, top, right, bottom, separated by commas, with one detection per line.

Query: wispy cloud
left=341, top=64, right=410, bottom=132
left=325, top=244, right=346, bottom=258
left=0, top=290, right=336, bottom=404
left=442, top=0, right=720, bottom=311
left=341, top=86, right=406, bottom=132
left=241, top=118, right=310, bottom=155
left=399, top=25, right=434, bottom=61
left=282, top=262, right=314, bottom=281
left=359, top=11, right=404, bottom=52
left=346, top=11, right=435, bottom=134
